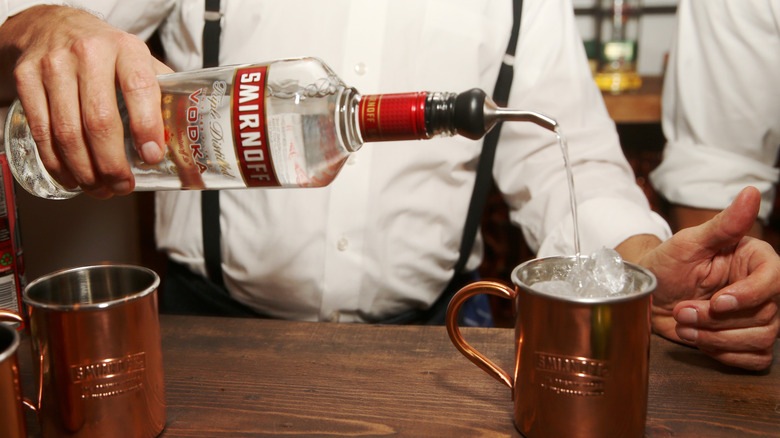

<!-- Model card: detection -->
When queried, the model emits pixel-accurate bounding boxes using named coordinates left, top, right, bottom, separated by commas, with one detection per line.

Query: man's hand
left=0, top=5, right=172, bottom=198
left=639, top=186, right=780, bottom=370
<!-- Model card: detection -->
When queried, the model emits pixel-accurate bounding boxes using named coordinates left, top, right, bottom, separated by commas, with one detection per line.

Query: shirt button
left=354, top=62, right=367, bottom=75
left=337, top=237, right=349, bottom=251
left=347, top=155, right=358, bottom=165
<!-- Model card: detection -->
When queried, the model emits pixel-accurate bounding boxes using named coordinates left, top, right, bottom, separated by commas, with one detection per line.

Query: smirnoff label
left=160, top=77, right=242, bottom=190
left=232, top=66, right=279, bottom=187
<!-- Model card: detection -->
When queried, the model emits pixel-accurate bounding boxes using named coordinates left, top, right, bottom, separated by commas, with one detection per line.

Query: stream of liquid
left=555, top=126, right=581, bottom=258
left=543, top=126, right=634, bottom=297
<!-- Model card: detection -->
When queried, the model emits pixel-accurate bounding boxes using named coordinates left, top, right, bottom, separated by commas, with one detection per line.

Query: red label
left=0, top=154, right=25, bottom=328
left=359, top=92, right=428, bottom=142
left=232, top=66, right=279, bottom=187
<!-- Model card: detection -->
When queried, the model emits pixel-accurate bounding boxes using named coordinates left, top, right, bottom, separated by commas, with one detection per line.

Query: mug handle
left=445, top=280, right=516, bottom=389
left=0, top=309, right=24, bottom=325
left=0, top=309, right=40, bottom=415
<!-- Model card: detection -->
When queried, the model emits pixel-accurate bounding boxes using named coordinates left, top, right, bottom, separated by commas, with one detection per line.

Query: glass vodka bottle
left=4, top=57, right=557, bottom=200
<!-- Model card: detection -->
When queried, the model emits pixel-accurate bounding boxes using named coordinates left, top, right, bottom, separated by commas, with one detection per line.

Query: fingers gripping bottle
left=4, top=57, right=558, bottom=199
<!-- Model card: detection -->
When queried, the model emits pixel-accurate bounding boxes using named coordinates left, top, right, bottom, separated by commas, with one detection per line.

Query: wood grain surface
left=17, top=314, right=780, bottom=437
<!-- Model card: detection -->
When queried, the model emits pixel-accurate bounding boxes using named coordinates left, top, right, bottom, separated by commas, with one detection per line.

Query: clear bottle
left=4, top=57, right=558, bottom=200
left=594, top=0, right=642, bottom=93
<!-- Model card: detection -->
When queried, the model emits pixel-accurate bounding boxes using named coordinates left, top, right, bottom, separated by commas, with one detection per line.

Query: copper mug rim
left=0, top=322, right=20, bottom=364
left=511, top=255, right=657, bottom=305
left=22, top=264, right=160, bottom=312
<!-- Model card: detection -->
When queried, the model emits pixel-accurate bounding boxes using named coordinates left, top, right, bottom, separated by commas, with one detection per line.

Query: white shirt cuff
left=650, top=141, right=779, bottom=221
left=535, top=197, right=672, bottom=257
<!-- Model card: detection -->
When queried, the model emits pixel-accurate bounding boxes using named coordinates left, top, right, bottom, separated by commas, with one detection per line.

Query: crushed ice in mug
left=531, top=248, right=628, bottom=298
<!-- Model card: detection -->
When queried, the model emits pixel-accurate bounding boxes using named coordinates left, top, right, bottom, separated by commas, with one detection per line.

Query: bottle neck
left=356, top=92, right=459, bottom=144
left=351, top=88, right=559, bottom=147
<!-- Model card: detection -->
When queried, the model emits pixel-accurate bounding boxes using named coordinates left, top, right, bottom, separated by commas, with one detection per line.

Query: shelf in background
left=602, top=76, right=663, bottom=124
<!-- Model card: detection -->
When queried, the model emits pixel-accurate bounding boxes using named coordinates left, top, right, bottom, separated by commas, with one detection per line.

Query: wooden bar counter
left=17, top=315, right=780, bottom=437
left=603, top=76, right=663, bottom=124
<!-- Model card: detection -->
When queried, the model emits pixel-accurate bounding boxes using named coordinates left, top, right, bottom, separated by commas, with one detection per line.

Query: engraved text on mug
left=535, top=352, right=609, bottom=397
left=70, top=352, right=146, bottom=399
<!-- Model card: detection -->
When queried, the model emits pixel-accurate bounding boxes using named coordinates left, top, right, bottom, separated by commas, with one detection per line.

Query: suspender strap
left=452, top=0, right=523, bottom=275
left=201, top=0, right=225, bottom=287
left=203, top=0, right=222, bottom=68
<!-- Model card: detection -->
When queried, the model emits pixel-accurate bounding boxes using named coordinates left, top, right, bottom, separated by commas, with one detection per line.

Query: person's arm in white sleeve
left=650, top=0, right=780, bottom=234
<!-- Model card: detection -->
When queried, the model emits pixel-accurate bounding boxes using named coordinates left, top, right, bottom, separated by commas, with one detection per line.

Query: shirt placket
left=318, top=0, right=387, bottom=322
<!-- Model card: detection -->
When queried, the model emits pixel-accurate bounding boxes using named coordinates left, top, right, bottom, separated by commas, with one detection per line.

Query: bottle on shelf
left=594, top=0, right=642, bottom=93
left=4, top=57, right=558, bottom=200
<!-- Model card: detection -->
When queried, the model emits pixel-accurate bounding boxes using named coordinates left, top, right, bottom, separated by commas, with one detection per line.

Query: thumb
left=687, top=186, right=760, bottom=253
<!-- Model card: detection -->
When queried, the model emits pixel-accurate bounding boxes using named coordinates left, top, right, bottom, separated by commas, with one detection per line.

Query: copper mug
left=446, top=256, right=656, bottom=438
left=0, top=320, right=27, bottom=438
left=0, top=264, right=166, bottom=438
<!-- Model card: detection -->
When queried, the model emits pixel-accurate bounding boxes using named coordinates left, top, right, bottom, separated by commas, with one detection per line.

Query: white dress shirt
left=651, top=0, right=780, bottom=221
left=2, top=0, right=671, bottom=322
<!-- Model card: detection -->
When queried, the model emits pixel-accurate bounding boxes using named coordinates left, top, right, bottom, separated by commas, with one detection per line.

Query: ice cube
left=585, top=247, right=626, bottom=295
left=532, top=280, right=578, bottom=297
left=535, top=248, right=628, bottom=298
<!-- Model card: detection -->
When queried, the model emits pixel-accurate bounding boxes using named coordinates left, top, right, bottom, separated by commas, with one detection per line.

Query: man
left=0, top=0, right=777, bottom=370
left=652, top=0, right=780, bottom=237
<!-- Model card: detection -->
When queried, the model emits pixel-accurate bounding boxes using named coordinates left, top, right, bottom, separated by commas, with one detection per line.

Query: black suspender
left=202, top=0, right=222, bottom=68
left=199, top=0, right=524, bottom=302
left=201, top=0, right=225, bottom=288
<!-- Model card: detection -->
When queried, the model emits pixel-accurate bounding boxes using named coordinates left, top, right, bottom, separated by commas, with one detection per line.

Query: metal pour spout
left=484, top=97, right=559, bottom=133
